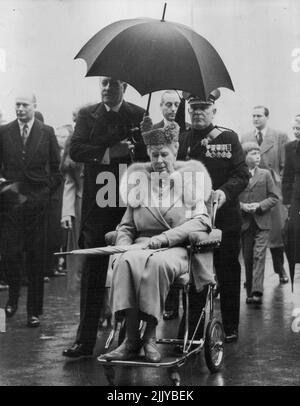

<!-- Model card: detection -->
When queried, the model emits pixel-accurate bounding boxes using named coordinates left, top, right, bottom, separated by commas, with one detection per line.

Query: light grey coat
left=241, top=128, right=289, bottom=247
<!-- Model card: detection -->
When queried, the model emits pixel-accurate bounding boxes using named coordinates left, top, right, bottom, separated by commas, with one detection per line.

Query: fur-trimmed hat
left=142, top=121, right=180, bottom=146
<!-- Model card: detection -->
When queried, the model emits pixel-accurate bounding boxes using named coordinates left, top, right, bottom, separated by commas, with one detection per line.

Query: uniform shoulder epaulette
left=215, top=125, right=235, bottom=133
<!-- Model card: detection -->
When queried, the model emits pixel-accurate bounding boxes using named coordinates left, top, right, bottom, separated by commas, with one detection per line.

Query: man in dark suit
left=0, top=92, right=61, bottom=327
left=63, top=76, right=147, bottom=359
left=177, top=92, right=249, bottom=343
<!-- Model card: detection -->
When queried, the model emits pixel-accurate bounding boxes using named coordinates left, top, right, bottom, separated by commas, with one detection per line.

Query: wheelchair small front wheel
left=204, top=318, right=224, bottom=373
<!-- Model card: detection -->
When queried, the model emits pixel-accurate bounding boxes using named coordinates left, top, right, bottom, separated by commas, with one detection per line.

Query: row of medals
left=204, top=143, right=232, bottom=159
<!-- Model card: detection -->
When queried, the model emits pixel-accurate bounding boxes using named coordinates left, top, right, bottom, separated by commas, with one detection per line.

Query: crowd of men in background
left=0, top=80, right=298, bottom=360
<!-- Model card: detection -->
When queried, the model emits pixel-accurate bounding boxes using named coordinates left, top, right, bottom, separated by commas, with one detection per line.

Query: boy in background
left=240, top=142, right=278, bottom=305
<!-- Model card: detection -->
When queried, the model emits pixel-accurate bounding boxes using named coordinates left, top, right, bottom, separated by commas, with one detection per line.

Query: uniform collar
left=191, top=123, right=214, bottom=139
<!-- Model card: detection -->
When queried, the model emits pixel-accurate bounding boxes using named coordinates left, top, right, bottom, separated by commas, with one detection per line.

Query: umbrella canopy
left=75, top=17, right=234, bottom=100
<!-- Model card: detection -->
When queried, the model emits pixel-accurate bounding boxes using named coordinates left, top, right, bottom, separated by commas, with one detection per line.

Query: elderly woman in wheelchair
left=99, top=121, right=215, bottom=363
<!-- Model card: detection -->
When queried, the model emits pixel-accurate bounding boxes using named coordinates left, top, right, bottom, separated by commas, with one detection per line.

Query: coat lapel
left=248, top=167, right=261, bottom=190
left=24, top=119, right=43, bottom=166
left=7, top=120, right=24, bottom=163
left=88, top=102, right=104, bottom=120
left=260, top=128, right=275, bottom=155
left=145, top=205, right=172, bottom=230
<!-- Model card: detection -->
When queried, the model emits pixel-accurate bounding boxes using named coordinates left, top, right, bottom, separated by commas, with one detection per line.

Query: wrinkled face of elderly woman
left=148, top=142, right=179, bottom=174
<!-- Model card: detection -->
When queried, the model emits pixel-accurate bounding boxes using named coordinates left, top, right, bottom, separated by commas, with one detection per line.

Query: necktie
left=21, top=124, right=29, bottom=147
left=257, top=130, right=263, bottom=146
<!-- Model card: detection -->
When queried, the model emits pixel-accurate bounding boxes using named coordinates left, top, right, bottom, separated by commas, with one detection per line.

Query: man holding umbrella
left=63, top=76, right=147, bottom=359
left=177, top=91, right=249, bottom=343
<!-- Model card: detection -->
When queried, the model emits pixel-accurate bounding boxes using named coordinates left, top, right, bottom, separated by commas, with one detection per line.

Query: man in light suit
left=0, top=91, right=62, bottom=326
left=241, top=106, right=289, bottom=283
left=240, top=142, right=278, bottom=304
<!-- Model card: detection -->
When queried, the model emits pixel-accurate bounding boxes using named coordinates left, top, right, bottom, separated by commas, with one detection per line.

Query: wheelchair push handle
left=212, top=199, right=218, bottom=229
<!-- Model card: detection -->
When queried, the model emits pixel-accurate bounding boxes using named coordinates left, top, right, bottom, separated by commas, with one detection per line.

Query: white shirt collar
left=255, top=126, right=267, bottom=137
left=249, top=167, right=256, bottom=177
left=163, top=118, right=173, bottom=127
left=104, top=101, right=123, bottom=112
left=18, top=117, right=35, bottom=133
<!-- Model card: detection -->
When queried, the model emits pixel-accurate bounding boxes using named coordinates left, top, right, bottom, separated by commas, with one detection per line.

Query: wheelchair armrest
left=104, top=230, right=118, bottom=246
left=189, top=228, right=222, bottom=252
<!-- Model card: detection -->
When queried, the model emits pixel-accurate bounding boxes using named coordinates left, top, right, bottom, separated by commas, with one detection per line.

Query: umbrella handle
left=146, top=93, right=152, bottom=116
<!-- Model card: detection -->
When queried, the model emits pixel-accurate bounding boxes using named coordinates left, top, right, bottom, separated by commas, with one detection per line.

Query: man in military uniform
left=177, top=91, right=249, bottom=342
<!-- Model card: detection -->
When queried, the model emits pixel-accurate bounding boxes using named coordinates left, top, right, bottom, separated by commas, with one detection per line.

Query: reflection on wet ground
left=1, top=253, right=300, bottom=386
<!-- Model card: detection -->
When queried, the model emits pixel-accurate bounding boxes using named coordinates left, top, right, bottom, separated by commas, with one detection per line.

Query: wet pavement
left=1, top=252, right=300, bottom=386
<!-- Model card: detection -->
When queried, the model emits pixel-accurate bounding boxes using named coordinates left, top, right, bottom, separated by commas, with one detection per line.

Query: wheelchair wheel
left=204, top=318, right=224, bottom=373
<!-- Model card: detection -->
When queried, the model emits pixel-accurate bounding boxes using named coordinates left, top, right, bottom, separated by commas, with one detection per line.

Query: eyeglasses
left=292, top=126, right=300, bottom=131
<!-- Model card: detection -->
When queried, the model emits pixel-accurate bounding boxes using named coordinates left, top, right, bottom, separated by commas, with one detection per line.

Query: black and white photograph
left=0, top=0, right=300, bottom=388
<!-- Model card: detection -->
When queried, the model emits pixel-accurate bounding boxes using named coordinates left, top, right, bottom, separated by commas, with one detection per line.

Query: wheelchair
left=97, top=201, right=224, bottom=386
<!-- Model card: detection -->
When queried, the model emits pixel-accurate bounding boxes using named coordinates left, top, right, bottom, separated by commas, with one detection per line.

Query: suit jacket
left=152, top=120, right=164, bottom=130
left=282, top=140, right=300, bottom=205
left=239, top=167, right=278, bottom=231
left=70, top=101, right=147, bottom=226
left=241, top=128, right=289, bottom=196
left=0, top=119, right=61, bottom=201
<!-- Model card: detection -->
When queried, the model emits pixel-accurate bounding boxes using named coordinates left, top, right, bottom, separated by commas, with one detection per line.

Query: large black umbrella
left=75, top=5, right=234, bottom=107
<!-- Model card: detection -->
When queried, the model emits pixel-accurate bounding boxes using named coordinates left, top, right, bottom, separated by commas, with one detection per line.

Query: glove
left=146, top=234, right=169, bottom=249
left=140, top=115, right=153, bottom=133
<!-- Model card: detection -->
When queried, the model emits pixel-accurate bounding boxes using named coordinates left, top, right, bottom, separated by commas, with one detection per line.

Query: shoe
left=5, top=303, right=18, bottom=318
left=0, top=282, right=9, bottom=291
left=53, top=269, right=67, bottom=277
left=252, top=295, right=262, bottom=305
left=225, top=331, right=238, bottom=343
left=246, top=297, right=254, bottom=304
left=143, top=338, right=161, bottom=363
left=163, top=310, right=179, bottom=321
left=98, top=338, right=141, bottom=361
left=27, top=316, right=40, bottom=328
left=62, top=342, right=93, bottom=359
